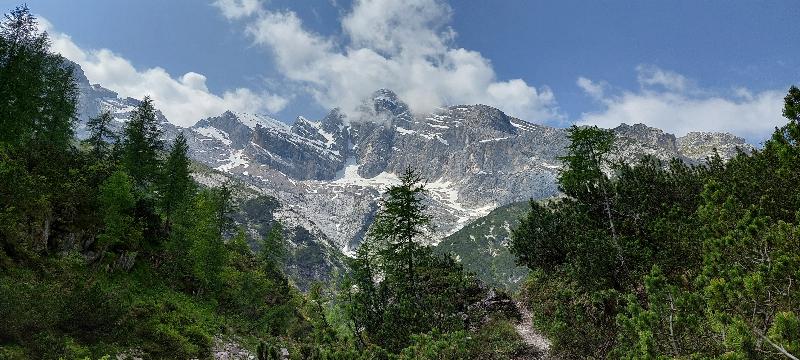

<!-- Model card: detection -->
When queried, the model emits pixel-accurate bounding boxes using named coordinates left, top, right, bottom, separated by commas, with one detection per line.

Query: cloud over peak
left=221, top=0, right=561, bottom=122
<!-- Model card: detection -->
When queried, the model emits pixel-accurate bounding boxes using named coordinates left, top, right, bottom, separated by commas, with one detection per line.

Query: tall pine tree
left=344, top=167, right=481, bottom=352
left=260, top=221, right=286, bottom=277
left=0, top=5, right=76, bottom=150
left=368, top=166, right=431, bottom=292
left=97, top=170, right=140, bottom=256
left=121, top=96, right=162, bottom=187
left=559, top=125, right=627, bottom=284
left=86, top=110, right=118, bottom=159
left=0, top=5, right=78, bottom=256
left=160, top=132, right=194, bottom=223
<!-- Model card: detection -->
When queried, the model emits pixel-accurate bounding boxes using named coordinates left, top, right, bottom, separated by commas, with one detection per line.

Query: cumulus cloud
left=212, top=0, right=262, bottom=20
left=229, top=0, right=560, bottom=122
left=576, top=77, right=606, bottom=101
left=635, top=65, right=692, bottom=93
left=577, top=66, right=786, bottom=142
left=40, top=17, right=287, bottom=127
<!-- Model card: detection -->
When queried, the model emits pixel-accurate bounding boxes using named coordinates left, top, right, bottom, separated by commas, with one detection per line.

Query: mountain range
left=72, top=62, right=753, bottom=288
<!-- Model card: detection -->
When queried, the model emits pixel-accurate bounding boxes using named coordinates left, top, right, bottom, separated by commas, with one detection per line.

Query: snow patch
left=233, top=112, right=289, bottom=131
left=195, top=126, right=232, bottom=145
left=479, top=136, right=511, bottom=143
left=396, top=127, right=415, bottom=135
left=332, top=157, right=401, bottom=188
left=216, top=150, right=249, bottom=172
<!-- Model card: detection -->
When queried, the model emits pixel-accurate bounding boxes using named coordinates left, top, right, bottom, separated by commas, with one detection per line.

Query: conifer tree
left=345, top=167, right=481, bottom=352
left=559, top=125, right=627, bottom=283
left=368, top=166, right=431, bottom=292
left=86, top=110, right=118, bottom=158
left=260, top=221, right=286, bottom=276
left=121, top=97, right=162, bottom=187
left=97, top=170, right=140, bottom=255
left=0, top=5, right=76, bottom=150
left=183, top=190, right=226, bottom=294
left=211, top=183, right=235, bottom=238
left=0, top=5, right=78, bottom=256
left=160, top=132, right=194, bottom=223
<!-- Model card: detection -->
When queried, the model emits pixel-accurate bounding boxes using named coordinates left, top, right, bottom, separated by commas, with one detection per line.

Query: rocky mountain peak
left=290, top=116, right=325, bottom=142
left=371, top=88, right=401, bottom=103
left=320, top=108, right=348, bottom=135
left=65, top=59, right=90, bottom=87
left=357, top=88, right=413, bottom=125
left=677, top=131, right=753, bottom=161
left=613, top=123, right=678, bottom=151
left=449, top=104, right=517, bottom=133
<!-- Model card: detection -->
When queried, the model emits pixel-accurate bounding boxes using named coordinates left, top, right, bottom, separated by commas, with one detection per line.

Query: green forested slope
left=436, top=201, right=530, bottom=290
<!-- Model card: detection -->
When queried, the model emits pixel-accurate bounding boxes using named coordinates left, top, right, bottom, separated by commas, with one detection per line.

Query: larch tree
left=86, top=110, right=118, bottom=159
left=368, top=166, right=431, bottom=292
left=121, top=96, right=163, bottom=187
left=160, top=132, right=194, bottom=224
left=559, top=125, right=627, bottom=284
left=0, top=5, right=76, bottom=151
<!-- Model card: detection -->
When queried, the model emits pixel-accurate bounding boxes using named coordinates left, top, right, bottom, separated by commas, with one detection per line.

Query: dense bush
left=511, top=87, right=800, bottom=358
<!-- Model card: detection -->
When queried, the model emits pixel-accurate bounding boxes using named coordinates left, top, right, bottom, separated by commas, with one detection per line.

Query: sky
left=14, top=0, right=800, bottom=143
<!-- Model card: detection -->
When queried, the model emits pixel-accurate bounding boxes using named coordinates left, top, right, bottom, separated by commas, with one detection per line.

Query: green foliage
left=121, top=96, right=162, bottom=187
left=520, top=269, right=621, bottom=357
left=260, top=221, right=287, bottom=276
left=391, top=321, right=524, bottom=360
left=436, top=201, right=530, bottom=290
left=85, top=111, right=118, bottom=159
left=167, top=190, right=228, bottom=294
left=0, top=4, right=82, bottom=262
left=558, top=125, right=616, bottom=202
left=0, top=7, right=332, bottom=358
left=394, top=330, right=471, bottom=360
left=368, top=166, right=431, bottom=292
left=513, top=87, right=800, bottom=358
left=343, top=168, right=497, bottom=354
left=97, top=170, right=140, bottom=256
left=159, top=132, right=194, bottom=221
left=467, top=318, right=527, bottom=360
left=510, top=200, right=569, bottom=271
left=614, top=265, right=716, bottom=358
left=0, top=4, right=77, bottom=150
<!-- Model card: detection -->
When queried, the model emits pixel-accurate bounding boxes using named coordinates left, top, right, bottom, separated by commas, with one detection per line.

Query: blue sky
left=17, top=0, right=800, bottom=142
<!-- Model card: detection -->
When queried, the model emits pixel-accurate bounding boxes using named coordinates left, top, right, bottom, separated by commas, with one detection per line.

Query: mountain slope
left=435, top=201, right=531, bottom=290
left=71, top=62, right=754, bottom=286
left=190, top=162, right=346, bottom=290
left=178, top=90, right=753, bottom=255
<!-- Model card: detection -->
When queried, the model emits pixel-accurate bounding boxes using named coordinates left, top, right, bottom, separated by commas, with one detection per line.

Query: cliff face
left=174, top=89, right=752, bottom=253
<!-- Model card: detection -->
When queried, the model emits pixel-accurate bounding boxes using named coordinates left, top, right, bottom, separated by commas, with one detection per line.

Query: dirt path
left=514, top=302, right=551, bottom=359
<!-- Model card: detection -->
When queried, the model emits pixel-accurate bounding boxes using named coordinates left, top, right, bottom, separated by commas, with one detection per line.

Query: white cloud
left=341, top=0, right=453, bottom=57
left=213, top=0, right=262, bottom=20
left=635, top=65, right=692, bottom=93
left=41, top=17, right=287, bottom=127
left=577, top=66, right=786, bottom=142
left=231, top=0, right=560, bottom=122
left=576, top=77, right=605, bottom=101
